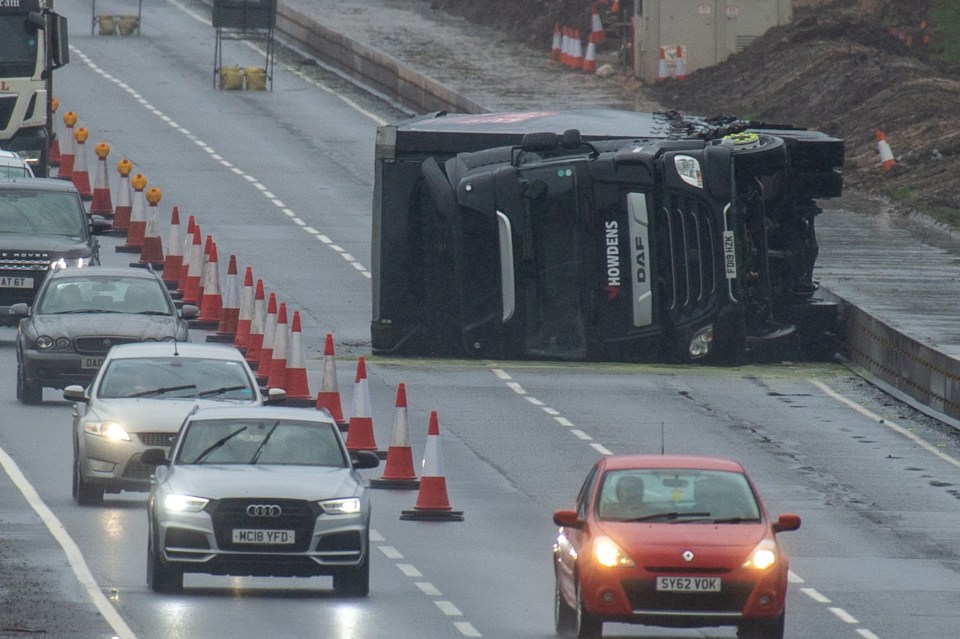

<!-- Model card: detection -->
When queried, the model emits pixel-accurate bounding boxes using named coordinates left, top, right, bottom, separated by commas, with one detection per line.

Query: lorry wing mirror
left=26, top=12, right=44, bottom=30
left=561, top=129, right=582, bottom=148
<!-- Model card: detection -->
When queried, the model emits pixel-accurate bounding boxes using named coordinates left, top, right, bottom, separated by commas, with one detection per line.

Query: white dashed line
left=801, top=587, right=831, bottom=603
left=435, top=601, right=462, bottom=616
left=396, top=564, right=422, bottom=578
left=829, top=608, right=859, bottom=624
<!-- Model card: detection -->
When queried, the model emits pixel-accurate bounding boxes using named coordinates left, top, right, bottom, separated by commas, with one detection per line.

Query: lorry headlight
left=50, top=257, right=91, bottom=270
left=689, top=325, right=713, bottom=358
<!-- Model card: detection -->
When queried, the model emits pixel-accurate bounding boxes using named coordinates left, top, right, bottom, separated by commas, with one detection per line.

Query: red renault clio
left=552, top=455, right=801, bottom=639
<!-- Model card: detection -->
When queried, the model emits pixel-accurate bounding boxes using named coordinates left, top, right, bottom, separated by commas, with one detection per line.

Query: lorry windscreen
left=516, top=165, right=587, bottom=359
left=0, top=16, right=39, bottom=78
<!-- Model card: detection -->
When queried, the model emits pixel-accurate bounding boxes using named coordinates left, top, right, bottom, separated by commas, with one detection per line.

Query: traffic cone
left=180, top=227, right=203, bottom=305
left=657, top=46, right=669, bottom=80
left=162, top=207, right=183, bottom=290
left=549, top=23, right=562, bottom=63
left=116, top=173, right=147, bottom=249
left=561, top=27, right=571, bottom=67
left=111, top=159, right=134, bottom=233
left=208, top=254, right=239, bottom=342
left=256, top=293, right=279, bottom=380
left=315, top=333, right=347, bottom=429
left=89, top=142, right=113, bottom=215
left=71, top=127, right=92, bottom=200
left=370, top=383, right=420, bottom=489
left=132, top=187, right=165, bottom=270
left=571, top=30, right=584, bottom=70
left=674, top=45, right=686, bottom=80
left=58, top=111, right=77, bottom=179
left=232, top=266, right=255, bottom=351
left=400, top=411, right=463, bottom=521
left=266, top=303, right=289, bottom=389
left=589, top=6, right=605, bottom=44
left=345, top=356, right=381, bottom=455
left=176, top=215, right=197, bottom=294
left=282, top=311, right=315, bottom=406
left=192, top=240, right=222, bottom=329
left=245, top=279, right=266, bottom=367
left=876, top=129, right=896, bottom=172
left=197, top=234, right=214, bottom=310
left=583, top=41, right=597, bottom=73
left=48, top=97, right=61, bottom=168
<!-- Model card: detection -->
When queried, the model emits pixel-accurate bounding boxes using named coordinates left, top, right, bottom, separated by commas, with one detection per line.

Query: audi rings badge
left=247, top=504, right=282, bottom=518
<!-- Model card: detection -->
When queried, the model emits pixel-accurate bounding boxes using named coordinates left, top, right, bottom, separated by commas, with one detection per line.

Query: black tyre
left=73, top=454, right=104, bottom=506
left=17, top=359, right=42, bottom=405
left=554, top=572, right=576, bottom=636
left=333, top=553, right=370, bottom=597
left=738, top=612, right=785, bottom=639
left=575, top=578, right=603, bottom=638
left=147, top=520, right=183, bottom=594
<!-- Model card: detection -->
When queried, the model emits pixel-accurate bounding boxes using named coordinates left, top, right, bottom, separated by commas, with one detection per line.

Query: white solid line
left=436, top=601, right=463, bottom=616
left=801, top=587, right=831, bottom=603
left=810, top=379, right=960, bottom=469
left=829, top=607, right=859, bottom=624
left=0, top=448, right=137, bottom=639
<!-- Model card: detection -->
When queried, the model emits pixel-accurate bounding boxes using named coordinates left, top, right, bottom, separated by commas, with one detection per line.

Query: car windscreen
left=0, top=191, right=86, bottom=237
left=176, top=419, right=347, bottom=467
left=37, top=276, right=173, bottom=315
left=597, top=468, right=761, bottom=523
left=96, top=357, right=256, bottom=400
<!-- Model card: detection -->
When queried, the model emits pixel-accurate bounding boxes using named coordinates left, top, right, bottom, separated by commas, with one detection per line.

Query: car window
left=597, top=469, right=760, bottom=522
left=97, top=357, right=256, bottom=400
left=0, top=165, right=33, bottom=178
left=37, top=276, right=172, bottom=315
left=176, top=419, right=347, bottom=466
left=0, top=191, right=85, bottom=236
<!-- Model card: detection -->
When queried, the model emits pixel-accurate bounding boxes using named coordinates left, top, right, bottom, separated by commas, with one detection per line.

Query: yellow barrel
left=220, top=66, right=245, bottom=91
left=98, top=15, right=116, bottom=36
left=118, top=16, right=139, bottom=36
left=245, top=67, right=267, bottom=91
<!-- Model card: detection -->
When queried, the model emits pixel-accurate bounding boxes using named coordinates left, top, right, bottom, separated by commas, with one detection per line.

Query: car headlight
left=36, top=335, right=54, bottom=349
left=163, top=494, right=209, bottom=513
left=83, top=420, right=131, bottom=442
left=592, top=536, right=635, bottom=568
left=36, top=336, right=73, bottom=350
left=49, top=257, right=91, bottom=270
left=742, top=539, right=778, bottom=570
left=319, top=498, right=362, bottom=515
left=688, top=324, right=713, bottom=358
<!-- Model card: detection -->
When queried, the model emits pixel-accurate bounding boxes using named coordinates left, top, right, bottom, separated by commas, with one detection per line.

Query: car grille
left=211, top=498, right=318, bottom=553
left=74, top=336, right=140, bottom=355
left=622, top=578, right=753, bottom=613
left=137, top=432, right=177, bottom=447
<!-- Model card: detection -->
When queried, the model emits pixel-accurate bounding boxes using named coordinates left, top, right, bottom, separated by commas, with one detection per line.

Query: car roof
left=105, top=341, right=247, bottom=361
left=0, top=177, right=80, bottom=193
left=601, top=455, right=747, bottom=473
left=185, top=405, right=338, bottom=425
left=46, top=265, right=162, bottom=280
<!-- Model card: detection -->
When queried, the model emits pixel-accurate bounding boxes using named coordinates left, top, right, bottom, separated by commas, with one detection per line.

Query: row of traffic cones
left=549, top=8, right=605, bottom=74
left=52, top=101, right=463, bottom=523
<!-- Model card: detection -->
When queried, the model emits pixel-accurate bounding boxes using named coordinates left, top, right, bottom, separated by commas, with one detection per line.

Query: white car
left=142, top=405, right=380, bottom=595
left=0, top=149, right=35, bottom=178
left=64, top=342, right=286, bottom=505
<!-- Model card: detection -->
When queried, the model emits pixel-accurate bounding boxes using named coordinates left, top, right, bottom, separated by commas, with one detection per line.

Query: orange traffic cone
left=180, top=227, right=203, bottom=305
left=245, top=280, right=266, bottom=367
left=208, top=254, right=239, bottom=342
left=346, top=356, right=380, bottom=455
left=675, top=45, right=686, bottom=80
left=176, top=215, right=196, bottom=295
left=111, top=159, right=134, bottom=233
left=48, top=97, right=62, bottom=168
left=589, top=6, right=605, bottom=44
left=370, top=383, right=420, bottom=489
left=196, top=234, right=214, bottom=309
left=266, top=302, right=290, bottom=389
left=71, top=127, right=92, bottom=200
left=561, top=26, right=572, bottom=67
left=132, top=187, right=165, bottom=270
left=876, top=129, right=896, bottom=172
left=315, top=332, right=346, bottom=429
left=256, top=293, right=279, bottom=380
left=282, top=311, right=314, bottom=406
left=162, top=206, right=183, bottom=290
left=193, top=240, right=222, bottom=329
left=233, top=266, right=255, bottom=351
left=571, top=30, right=584, bottom=70
left=657, top=46, right=669, bottom=80
left=89, top=142, right=113, bottom=215
left=549, top=23, right=562, bottom=63
left=400, top=411, right=463, bottom=521
left=583, top=41, right=597, bottom=73
left=116, top=173, right=146, bottom=250
left=58, top=111, right=77, bottom=179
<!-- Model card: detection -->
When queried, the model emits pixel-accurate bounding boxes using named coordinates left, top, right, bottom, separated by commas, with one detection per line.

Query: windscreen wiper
left=627, top=511, right=711, bottom=523
left=195, top=427, right=248, bottom=464
left=198, top=385, right=248, bottom=397
left=130, top=383, right=197, bottom=398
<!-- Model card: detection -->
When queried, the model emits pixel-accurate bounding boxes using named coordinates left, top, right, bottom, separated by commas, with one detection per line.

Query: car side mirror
left=350, top=450, right=380, bottom=470
left=10, top=303, right=29, bottom=316
left=553, top=509, right=583, bottom=529
left=772, top=513, right=801, bottom=533
left=63, top=384, right=88, bottom=403
left=263, top=387, right=287, bottom=404
left=89, top=215, right=113, bottom=234
left=141, top=448, right=169, bottom=466
left=179, top=304, right=199, bottom=320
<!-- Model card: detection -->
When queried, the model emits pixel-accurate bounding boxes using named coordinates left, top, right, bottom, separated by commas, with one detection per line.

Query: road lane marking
left=0, top=447, right=137, bottom=639
left=378, top=546, right=403, bottom=559
left=801, top=587, right=831, bottom=603
left=435, top=601, right=462, bottom=616
left=454, top=622, right=483, bottom=637
left=857, top=630, right=882, bottom=639
left=396, top=563, right=422, bottom=577
left=830, top=607, right=859, bottom=624
left=416, top=582, right=442, bottom=596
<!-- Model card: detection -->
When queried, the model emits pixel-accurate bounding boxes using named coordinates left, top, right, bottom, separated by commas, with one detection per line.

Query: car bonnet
left=160, top=465, right=363, bottom=502
left=88, top=397, right=260, bottom=433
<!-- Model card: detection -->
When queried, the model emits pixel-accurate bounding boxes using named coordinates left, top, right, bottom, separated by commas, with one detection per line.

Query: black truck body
left=372, top=109, right=844, bottom=363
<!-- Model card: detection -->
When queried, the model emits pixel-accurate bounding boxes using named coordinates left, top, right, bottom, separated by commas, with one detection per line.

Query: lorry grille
left=0, top=96, right=15, bottom=131
left=658, top=194, right=718, bottom=314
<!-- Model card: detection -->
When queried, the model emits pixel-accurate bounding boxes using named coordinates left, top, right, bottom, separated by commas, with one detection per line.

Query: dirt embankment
left=435, top=0, right=960, bottom=215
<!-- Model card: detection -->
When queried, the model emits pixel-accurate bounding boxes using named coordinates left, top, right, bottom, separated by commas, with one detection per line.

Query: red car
left=552, top=455, right=800, bottom=639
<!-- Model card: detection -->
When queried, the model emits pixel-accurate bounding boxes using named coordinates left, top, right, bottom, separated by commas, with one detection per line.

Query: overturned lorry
left=371, top=109, right=844, bottom=363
